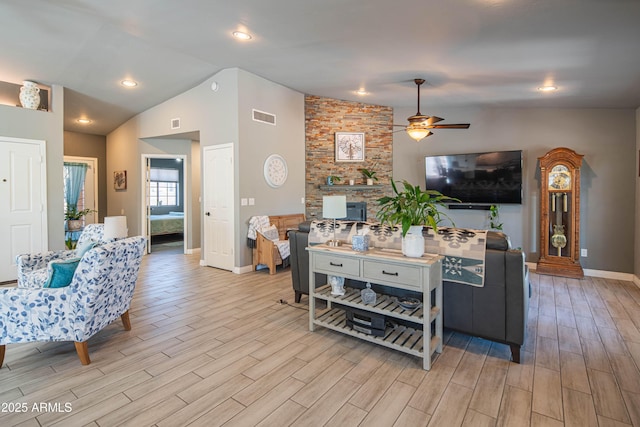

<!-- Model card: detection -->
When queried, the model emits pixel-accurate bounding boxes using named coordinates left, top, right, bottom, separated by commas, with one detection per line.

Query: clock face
left=264, top=154, right=288, bottom=188
left=548, top=164, right=571, bottom=190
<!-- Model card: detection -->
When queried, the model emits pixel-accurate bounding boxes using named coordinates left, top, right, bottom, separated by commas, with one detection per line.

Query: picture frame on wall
left=114, top=170, right=127, bottom=190
left=335, top=132, right=365, bottom=162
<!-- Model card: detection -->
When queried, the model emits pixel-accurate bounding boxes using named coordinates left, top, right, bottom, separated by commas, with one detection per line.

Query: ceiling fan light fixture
left=406, top=123, right=430, bottom=141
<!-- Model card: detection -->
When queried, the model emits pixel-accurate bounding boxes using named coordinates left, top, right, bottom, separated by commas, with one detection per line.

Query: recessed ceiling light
left=537, top=85, right=557, bottom=92
left=77, top=118, right=92, bottom=124
left=356, top=88, right=368, bottom=95
left=232, top=31, right=252, bottom=40
left=121, top=79, right=138, bottom=88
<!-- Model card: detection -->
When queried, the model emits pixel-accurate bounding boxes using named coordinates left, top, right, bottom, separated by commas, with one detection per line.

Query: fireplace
left=346, top=202, right=367, bottom=221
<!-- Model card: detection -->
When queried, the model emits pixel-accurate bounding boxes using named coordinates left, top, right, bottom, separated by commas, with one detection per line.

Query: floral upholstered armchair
left=0, top=236, right=146, bottom=368
left=16, top=223, right=117, bottom=288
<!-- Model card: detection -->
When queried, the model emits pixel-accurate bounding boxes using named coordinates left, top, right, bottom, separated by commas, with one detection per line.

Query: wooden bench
left=252, top=213, right=305, bottom=275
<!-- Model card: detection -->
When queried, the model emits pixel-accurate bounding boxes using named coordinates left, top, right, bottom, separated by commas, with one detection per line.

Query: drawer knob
left=382, top=270, right=399, bottom=276
left=329, top=262, right=343, bottom=267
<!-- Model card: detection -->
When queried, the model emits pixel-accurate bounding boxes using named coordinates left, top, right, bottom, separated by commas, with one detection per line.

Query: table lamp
left=323, top=195, right=347, bottom=246
left=104, top=216, right=128, bottom=240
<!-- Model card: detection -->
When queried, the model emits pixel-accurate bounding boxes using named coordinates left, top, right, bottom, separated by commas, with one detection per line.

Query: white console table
left=307, top=244, right=443, bottom=370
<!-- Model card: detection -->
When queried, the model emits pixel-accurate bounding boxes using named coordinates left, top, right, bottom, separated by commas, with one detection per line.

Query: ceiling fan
left=396, top=78, right=470, bottom=142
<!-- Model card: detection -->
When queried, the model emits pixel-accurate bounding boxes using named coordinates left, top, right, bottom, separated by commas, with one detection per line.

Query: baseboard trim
left=186, top=248, right=201, bottom=255
left=526, top=261, right=636, bottom=282
left=234, top=265, right=255, bottom=274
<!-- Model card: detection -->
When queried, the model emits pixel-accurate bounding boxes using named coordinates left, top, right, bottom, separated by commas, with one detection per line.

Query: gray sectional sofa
left=288, top=220, right=529, bottom=363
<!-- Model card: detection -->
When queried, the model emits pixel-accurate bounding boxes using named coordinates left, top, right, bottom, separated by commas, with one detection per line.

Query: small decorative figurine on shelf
left=329, top=275, right=345, bottom=296
left=360, top=283, right=376, bottom=305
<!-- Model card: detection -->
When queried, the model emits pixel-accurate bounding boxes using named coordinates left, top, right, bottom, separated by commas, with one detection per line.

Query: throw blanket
left=247, top=215, right=270, bottom=248
left=425, top=227, right=487, bottom=287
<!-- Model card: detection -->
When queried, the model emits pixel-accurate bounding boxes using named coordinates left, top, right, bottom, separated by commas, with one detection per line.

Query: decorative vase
left=19, top=81, right=41, bottom=110
left=402, top=225, right=425, bottom=258
left=67, top=219, right=83, bottom=231
left=327, top=176, right=334, bottom=185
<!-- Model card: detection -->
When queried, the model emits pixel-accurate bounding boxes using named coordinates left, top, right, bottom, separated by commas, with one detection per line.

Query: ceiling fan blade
left=427, top=123, right=470, bottom=129
left=425, top=116, right=444, bottom=126
left=392, top=124, right=407, bottom=127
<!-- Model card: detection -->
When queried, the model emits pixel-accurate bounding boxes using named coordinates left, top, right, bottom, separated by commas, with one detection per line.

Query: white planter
left=19, top=81, right=41, bottom=109
left=402, top=225, right=425, bottom=258
left=366, top=178, right=373, bottom=185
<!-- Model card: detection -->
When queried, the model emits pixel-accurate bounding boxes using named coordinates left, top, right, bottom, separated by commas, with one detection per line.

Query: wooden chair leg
left=0, top=344, right=5, bottom=368
left=74, top=341, right=91, bottom=365
left=121, top=310, right=132, bottom=331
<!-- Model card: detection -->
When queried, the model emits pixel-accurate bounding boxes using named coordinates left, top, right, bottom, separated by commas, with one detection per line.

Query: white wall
left=0, top=85, right=65, bottom=249
left=394, top=106, right=636, bottom=274
left=107, top=68, right=305, bottom=269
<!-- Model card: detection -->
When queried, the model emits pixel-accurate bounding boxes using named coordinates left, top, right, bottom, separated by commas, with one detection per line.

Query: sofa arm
left=16, top=250, right=76, bottom=277
left=504, top=249, right=528, bottom=346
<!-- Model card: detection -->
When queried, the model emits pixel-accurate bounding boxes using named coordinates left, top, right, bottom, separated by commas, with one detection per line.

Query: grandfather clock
left=537, top=147, right=584, bottom=278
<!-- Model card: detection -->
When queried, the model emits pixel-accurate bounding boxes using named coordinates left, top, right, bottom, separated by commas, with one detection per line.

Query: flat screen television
left=425, top=150, right=523, bottom=205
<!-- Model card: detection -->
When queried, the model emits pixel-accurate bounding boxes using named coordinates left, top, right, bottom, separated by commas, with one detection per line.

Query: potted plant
left=327, top=175, right=341, bottom=185
left=376, top=180, right=458, bottom=257
left=359, top=167, right=378, bottom=185
left=65, top=207, right=95, bottom=231
left=488, top=204, right=503, bottom=231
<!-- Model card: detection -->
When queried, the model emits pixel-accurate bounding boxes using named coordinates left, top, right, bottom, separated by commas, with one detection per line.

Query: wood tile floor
left=1, top=250, right=640, bottom=426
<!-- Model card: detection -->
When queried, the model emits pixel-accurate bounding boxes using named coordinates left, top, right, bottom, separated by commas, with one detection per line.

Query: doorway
left=64, top=156, right=98, bottom=226
left=141, top=154, right=188, bottom=254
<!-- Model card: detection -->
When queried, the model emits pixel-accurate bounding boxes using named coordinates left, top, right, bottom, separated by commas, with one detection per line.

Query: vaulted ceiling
left=1, top=0, right=639, bottom=135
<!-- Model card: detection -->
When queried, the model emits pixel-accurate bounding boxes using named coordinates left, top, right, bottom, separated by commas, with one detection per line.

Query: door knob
left=205, top=212, right=211, bottom=216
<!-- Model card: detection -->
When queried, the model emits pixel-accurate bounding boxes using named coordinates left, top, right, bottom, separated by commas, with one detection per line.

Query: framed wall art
left=335, top=132, right=365, bottom=162
left=114, top=170, right=127, bottom=190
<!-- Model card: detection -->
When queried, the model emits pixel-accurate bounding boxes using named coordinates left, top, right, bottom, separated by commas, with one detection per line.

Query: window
left=149, top=168, right=179, bottom=207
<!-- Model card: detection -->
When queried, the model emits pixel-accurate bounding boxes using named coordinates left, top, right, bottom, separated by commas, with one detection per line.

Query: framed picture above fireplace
left=335, top=132, right=364, bottom=162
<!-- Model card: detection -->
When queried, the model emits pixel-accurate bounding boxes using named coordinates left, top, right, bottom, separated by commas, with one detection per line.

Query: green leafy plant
left=359, top=167, right=378, bottom=181
left=65, top=207, right=95, bottom=220
left=376, top=179, right=458, bottom=236
left=327, top=175, right=341, bottom=185
left=488, top=204, right=503, bottom=231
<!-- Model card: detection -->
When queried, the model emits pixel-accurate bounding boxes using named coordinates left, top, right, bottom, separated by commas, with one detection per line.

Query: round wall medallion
left=263, top=154, right=288, bottom=188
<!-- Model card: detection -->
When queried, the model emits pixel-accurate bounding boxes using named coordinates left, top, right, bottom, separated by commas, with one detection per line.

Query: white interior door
left=0, top=137, right=47, bottom=282
left=64, top=156, right=97, bottom=225
left=203, top=144, right=234, bottom=271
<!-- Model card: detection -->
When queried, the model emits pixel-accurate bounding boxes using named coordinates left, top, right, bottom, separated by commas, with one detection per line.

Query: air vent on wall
left=171, top=118, right=180, bottom=129
left=252, top=109, right=276, bottom=125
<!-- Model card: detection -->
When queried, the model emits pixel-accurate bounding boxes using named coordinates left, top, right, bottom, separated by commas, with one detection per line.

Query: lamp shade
left=103, top=216, right=128, bottom=240
left=323, top=196, right=347, bottom=219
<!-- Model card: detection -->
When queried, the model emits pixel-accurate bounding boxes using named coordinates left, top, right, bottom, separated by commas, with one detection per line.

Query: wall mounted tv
left=425, top=150, right=523, bottom=206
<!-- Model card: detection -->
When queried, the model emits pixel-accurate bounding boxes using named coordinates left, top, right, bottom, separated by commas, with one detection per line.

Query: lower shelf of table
left=314, top=308, right=441, bottom=360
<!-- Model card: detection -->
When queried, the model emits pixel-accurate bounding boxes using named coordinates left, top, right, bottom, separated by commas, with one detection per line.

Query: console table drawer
left=363, top=260, right=421, bottom=289
left=314, top=253, right=360, bottom=276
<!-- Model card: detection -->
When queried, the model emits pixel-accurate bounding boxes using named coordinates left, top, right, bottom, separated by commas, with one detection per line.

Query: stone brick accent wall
left=305, top=95, right=393, bottom=221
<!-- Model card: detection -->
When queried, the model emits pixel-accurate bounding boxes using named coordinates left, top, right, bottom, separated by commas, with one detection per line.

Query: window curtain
left=64, top=162, right=88, bottom=210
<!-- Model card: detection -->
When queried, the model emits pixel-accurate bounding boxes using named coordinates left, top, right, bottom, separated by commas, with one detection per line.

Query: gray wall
left=107, top=68, right=305, bottom=269
left=63, top=131, right=107, bottom=222
left=0, top=85, right=65, bottom=250
left=393, top=106, right=637, bottom=274
left=636, top=108, right=640, bottom=281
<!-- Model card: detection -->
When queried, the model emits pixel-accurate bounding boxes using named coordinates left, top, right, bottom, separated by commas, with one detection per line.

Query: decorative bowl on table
left=396, top=297, right=422, bottom=311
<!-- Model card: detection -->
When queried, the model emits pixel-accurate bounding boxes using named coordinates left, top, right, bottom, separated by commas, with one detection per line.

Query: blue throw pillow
left=44, top=258, right=81, bottom=288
